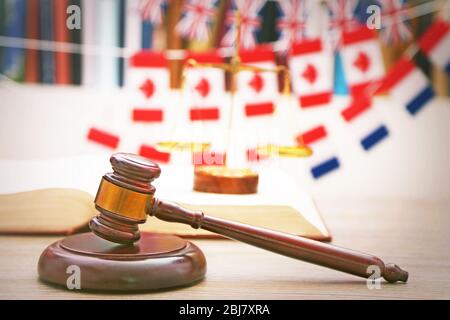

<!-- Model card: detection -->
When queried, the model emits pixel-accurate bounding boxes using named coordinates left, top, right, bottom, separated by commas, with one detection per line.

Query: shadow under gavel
left=90, top=153, right=408, bottom=283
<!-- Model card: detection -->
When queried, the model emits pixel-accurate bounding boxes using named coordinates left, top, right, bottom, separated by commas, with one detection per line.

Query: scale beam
left=157, top=10, right=311, bottom=160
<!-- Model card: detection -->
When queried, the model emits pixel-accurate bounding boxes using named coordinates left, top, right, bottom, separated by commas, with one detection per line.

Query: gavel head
left=89, top=153, right=161, bottom=245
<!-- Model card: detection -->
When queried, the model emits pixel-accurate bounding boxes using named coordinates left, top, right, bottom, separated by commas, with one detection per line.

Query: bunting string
left=0, top=0, right=445, bottom=60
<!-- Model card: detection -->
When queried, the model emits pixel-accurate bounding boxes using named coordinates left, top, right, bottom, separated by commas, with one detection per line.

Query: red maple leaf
left=195, top=78, right=210, bottom=97
left=353, top=51, right=370, bottom=73
left=139, top=78, right=155, bottom=98
left=301, top=64, right=317, bottom=84
left=248, top=73, right=264, bottom=93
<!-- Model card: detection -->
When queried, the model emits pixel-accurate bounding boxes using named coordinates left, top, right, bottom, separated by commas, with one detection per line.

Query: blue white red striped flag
left=341, top=96, right=389, bottom=151
left=297, top=125, right=340, bottom=179
left=377, top=57, right=434, bottom=116
left=418, top=19, right=450, bottom=76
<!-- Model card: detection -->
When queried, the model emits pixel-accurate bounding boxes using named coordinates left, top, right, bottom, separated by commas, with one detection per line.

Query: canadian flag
left=377, top=57, right=434, bottom=116
left=296, top=125, right=340, bottom=179
left=289, top=38, right=334, bottom=108
left=237, top=45, right=279, bottom=116
left=126, top=51, right=171, bottom=163
left=340, top=27, right=385, bottom=96
left=184, top=50, right=225, bottom=122
left=184, top=50, right=229, bottom=164
left=418, top=19, right=450, bottom=76
left=233, top=45, right=279, bottom=164
left=127, top=51, right=170, bottom=123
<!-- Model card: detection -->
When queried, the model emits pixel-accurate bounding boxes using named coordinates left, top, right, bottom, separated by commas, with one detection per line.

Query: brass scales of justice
left=156, top=11, right=312, bottom=194
left=37, top=13, right=408, bottom=292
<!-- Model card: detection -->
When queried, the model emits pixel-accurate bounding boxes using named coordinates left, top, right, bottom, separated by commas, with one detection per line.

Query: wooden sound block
left=38, top=232, right=206, bottom=291
left=193, top=166, right=259, bottom=194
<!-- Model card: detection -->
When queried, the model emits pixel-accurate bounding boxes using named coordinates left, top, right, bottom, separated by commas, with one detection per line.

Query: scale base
left=38, top=232, right=206, bottom=291
left=194, top=166, right=259, bottom=194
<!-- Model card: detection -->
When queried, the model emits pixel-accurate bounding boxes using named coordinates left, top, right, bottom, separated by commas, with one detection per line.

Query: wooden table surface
left=0, top=196, right=449, bottom=299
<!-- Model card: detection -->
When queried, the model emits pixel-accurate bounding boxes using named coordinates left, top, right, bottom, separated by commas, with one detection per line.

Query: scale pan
left=155, top=141, right=211, bottom=152
left=257, top=145, right=313, bottom=158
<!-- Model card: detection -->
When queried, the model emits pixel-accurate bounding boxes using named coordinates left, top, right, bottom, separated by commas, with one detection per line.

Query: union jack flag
left=326, top=0, right=362, bottom=50
left=277, top=0, right=310, bottom=49
left=176, top=0, right=217, bottom=41
left=221, top=0, right=266, bottom=49
left=139, top=0, right=166, bottom=25
left=379, top=0, right=412, bottom=44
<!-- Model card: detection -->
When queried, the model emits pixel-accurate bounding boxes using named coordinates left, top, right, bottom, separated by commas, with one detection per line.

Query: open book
left=0, top=155, right=331, bottom=241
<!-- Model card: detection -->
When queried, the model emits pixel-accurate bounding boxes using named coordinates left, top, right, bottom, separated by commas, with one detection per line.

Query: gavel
left=90, top=153, right=408, bottom=283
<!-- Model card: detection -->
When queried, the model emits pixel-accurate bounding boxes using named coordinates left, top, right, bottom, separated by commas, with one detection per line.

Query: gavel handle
left=150, top=199, right=408, bottom=283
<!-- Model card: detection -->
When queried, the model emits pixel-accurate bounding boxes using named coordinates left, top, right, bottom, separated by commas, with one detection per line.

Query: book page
left=0, top=155, right=329, bottom=238
left=154, top=164, right=329, bottom=236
